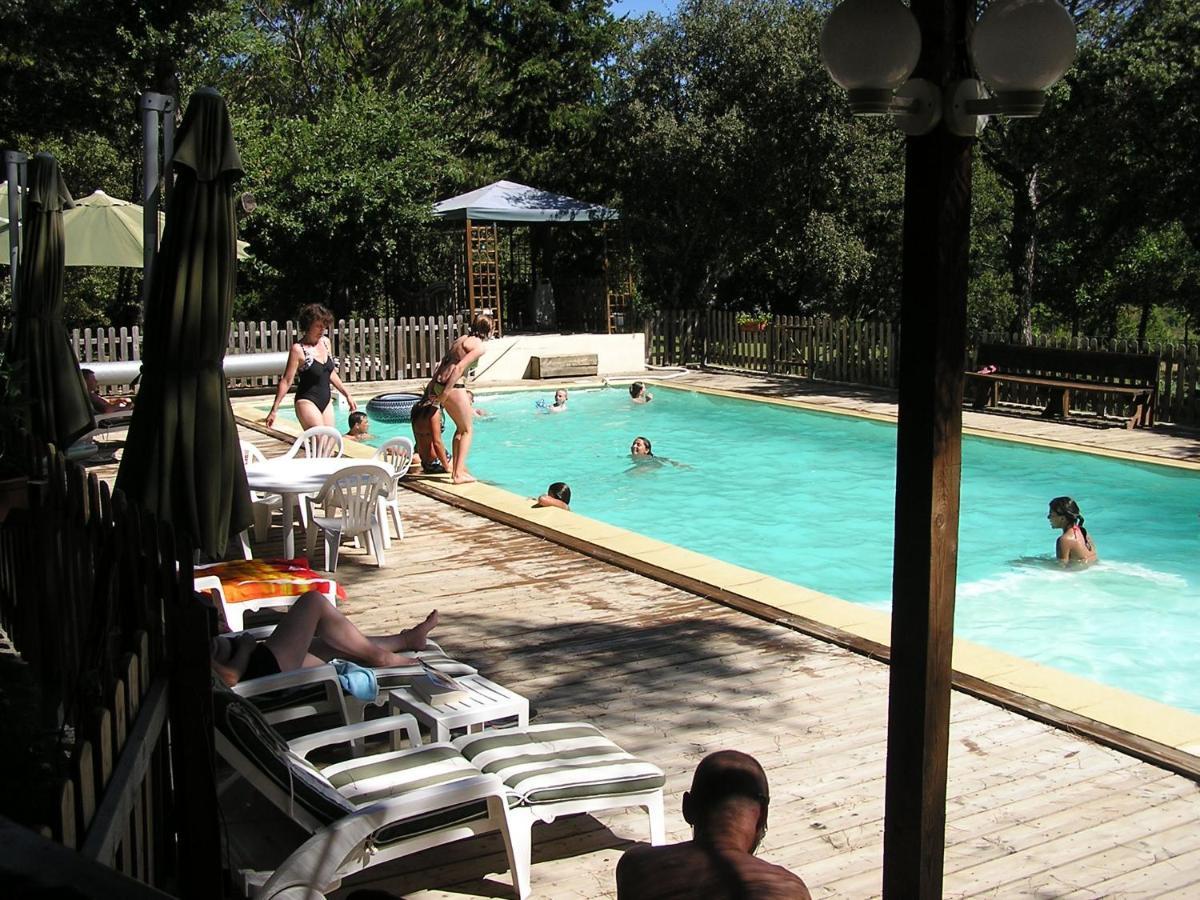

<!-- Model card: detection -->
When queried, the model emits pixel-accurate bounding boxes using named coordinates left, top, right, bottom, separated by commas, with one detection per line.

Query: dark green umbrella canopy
left=116, top=89, right=252, bottom=558
left=5, top=152, right=95, bottom=448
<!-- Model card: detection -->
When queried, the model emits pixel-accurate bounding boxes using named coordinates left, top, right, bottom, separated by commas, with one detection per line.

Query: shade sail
left=0, top=187, right=251, bottom=266
left=3, top=153, right=96, bottom=448
left=115, top=88, right=252, bottom=558
left=432, top=180, right=619, bottom=223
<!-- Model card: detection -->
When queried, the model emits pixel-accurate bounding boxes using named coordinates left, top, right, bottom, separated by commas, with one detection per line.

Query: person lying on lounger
left=209, top=590, right=439, bottom=687
left=82, top=369, right=133, bottom=414
left=616, top=749, right=811, bottom=900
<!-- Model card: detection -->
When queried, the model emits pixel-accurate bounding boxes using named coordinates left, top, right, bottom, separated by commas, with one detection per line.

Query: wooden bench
left=529, top=353, right=599, bottom=379
left=965, top=342, right=1160, bottom=429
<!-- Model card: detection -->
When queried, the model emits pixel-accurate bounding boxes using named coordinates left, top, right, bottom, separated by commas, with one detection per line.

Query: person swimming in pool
left=423, top=315, right=492, bottom=483
left=629, top=382, right=653, bottom=404
left=534, top=482, right=571, bottom=509
left=628, top=436, right=691, bottom=472
left=1047, top=496, right=1097, bottom=565
left=266, top=303, right=357, bottom=430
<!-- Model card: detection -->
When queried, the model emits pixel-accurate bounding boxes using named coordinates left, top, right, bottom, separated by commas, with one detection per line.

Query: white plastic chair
left=238, top=440, right=284, bottom=550
left=284, top=425, right=344, bottom=460
left=372, top=436, right=414, bottom=547
left=304, top=464, right=392, bottom=571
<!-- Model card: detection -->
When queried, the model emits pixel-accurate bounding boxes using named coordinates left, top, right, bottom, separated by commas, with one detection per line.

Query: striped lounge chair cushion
left=213, top=682, right=496, bottom=842
left=452, top=723, right=666, bottom=805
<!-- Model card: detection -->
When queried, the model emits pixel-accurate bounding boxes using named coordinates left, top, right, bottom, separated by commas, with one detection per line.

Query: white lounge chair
left=194, top=562, right=339, bottom=633
left=304, top=464, right=392, bottom=571
left=284, top=426, right=344, bottom=460
left=212, top=682, right=523, bottom=899
left=371, top=436, right=414, bottom=547
left=213, top=684, right=666, bottom=899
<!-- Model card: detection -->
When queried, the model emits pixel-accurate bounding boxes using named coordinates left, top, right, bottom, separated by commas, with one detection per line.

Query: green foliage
left=602, top=0, right=903, bottom=316
left=2, top=0, right=1197, bottom=336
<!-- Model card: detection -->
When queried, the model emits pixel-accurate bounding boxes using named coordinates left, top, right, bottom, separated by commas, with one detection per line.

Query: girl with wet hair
left=534, top=482, right=572, bottom=509
left=1047, top=496, right=1097, bottom=565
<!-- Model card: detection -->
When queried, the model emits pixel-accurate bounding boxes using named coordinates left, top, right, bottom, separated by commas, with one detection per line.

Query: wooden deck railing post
left=161, top=531, right=222, bottom=900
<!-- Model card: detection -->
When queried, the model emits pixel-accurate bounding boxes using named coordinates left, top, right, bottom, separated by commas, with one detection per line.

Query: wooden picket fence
left=646, top=311, right=1200, bottom=426
left=0, top=435, right=219, bottom=897
left=73, top=314, right=467, bottom=393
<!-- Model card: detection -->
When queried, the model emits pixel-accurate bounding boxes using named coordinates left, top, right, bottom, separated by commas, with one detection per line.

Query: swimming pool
left=303, top=387, right=1200, bottom=713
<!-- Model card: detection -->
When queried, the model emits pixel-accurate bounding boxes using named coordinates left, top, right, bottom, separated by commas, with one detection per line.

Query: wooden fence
left=645, top=311, right=1200, bottom=426
left=972, top=332, right=1200, bottom=427
left=73, top=314, right=467, bottom=393
left=645, top=310, right=900, bottom=387
left=0, top=436, right=219, bottom=897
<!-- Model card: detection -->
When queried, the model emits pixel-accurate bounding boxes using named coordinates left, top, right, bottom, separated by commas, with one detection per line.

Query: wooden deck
left=79, top=387, right=1200, bottom=899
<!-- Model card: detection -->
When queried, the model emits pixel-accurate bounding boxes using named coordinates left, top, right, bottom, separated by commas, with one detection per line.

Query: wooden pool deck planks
left=80, top=376, right=1200, bottom=899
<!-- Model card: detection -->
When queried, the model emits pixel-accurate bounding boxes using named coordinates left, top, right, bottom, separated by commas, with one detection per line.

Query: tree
left=602, top=0, right=903, bottom=315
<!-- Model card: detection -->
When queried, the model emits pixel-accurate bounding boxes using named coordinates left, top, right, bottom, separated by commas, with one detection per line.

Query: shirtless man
left=616, top=750, right=811, bottom=900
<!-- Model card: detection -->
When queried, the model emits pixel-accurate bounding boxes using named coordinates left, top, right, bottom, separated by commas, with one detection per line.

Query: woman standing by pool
left=425, top=315, right=492, bottom=483
left=265, top=303, right=357, bottom=430
left=1048, top=496, right=1097, bottom=565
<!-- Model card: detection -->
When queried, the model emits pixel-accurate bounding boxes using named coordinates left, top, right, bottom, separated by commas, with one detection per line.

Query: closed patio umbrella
left=116, top=89, right=252, bottom=558
left=3, top=153, right=95, bottom=448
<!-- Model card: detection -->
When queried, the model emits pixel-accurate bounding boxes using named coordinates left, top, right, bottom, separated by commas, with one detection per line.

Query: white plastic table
left=387, top=674, right=530, bottom=743
left=244, top=458, right=385, bottom=558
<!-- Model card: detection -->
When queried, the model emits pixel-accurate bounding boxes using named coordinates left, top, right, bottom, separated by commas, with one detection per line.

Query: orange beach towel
left=196, top=558, right=346, bottom=604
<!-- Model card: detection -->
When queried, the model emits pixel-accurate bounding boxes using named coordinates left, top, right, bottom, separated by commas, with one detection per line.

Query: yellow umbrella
left=0, top=188, right=250, bottom=266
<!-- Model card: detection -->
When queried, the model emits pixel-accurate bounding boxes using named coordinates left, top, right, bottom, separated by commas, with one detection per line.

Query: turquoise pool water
left=296, top=388, right=1200, bottom=713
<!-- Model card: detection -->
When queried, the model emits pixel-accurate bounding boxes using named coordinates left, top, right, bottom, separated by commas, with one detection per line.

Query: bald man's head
left=689, top=750, right=770, bottom=809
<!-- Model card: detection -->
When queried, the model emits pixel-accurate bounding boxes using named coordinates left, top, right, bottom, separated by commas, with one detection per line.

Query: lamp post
left=820, top=0, right=1075, bottom=896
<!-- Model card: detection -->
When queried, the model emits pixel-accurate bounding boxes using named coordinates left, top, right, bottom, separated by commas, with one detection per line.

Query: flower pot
left=739, top=321, right=768, bottom=333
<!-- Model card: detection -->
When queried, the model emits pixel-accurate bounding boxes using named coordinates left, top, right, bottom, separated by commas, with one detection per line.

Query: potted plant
left=736, top=307, right=771, bottom=333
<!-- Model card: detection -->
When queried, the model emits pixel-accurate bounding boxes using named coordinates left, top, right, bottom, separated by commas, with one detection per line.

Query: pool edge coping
left=233, top=390, right=1200, bottom=780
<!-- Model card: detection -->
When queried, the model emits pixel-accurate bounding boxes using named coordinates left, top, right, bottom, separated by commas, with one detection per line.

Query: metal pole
left=161, top=95, right=177, bottom=206
left=4, top=150, right=28, bottom=309
left=139, top=92, right=172, bottom=314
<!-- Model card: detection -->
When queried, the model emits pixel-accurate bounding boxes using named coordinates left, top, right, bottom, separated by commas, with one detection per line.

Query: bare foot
left=452, top=472, right=477, bottom=484
left=400, top=610, right=439, bottom=651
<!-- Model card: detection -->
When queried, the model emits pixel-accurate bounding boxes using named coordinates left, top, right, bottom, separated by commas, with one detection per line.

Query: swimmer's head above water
left=630, top=436, right=653, bottom=457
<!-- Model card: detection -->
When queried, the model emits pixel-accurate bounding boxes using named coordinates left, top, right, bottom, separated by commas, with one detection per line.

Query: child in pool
left=629, top=382, right=653, bottom=403
left=536, top=388, right=569, bottom=413
left=534, top=482, right=571, bottom=509
left=1047, top=496, right=1097, bottom=565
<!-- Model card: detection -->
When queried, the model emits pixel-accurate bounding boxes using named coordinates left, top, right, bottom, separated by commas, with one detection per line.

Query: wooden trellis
left=465, top=219, right=502, bottom=335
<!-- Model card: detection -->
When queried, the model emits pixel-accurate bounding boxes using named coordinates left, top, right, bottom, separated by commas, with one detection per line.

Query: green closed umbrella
left=116, top=89, right=252, bottom=558
left=4, top=153, right=95, bottom=448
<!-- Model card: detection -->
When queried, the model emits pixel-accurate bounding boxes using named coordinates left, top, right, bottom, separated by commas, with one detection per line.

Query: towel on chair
left=331, top=660, right=379, bottom=702
left=195, top=558, right=348, bottom=604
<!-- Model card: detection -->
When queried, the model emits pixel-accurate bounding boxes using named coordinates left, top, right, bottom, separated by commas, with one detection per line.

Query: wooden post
left=882, top=0, right=973, bottom=895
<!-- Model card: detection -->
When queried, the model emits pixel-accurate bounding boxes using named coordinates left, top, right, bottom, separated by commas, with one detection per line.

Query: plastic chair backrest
left=287, top=426, right=344, bottom=459
left=373, top=437, right=414, bottom=480
left=241, top=441, right=267, bottom=465
left=317, top=465, right=391, bottom=532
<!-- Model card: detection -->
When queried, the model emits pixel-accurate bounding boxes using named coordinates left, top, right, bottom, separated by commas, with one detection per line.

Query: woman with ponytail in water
left=1047, top=497, right=1098, bottom=565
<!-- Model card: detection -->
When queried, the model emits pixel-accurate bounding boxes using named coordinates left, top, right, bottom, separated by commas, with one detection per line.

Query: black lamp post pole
left=882, top=0, right=974, bottom=895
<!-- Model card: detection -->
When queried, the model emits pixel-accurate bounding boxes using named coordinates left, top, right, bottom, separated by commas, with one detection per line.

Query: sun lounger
left=213, top=682, right=666, bottom=898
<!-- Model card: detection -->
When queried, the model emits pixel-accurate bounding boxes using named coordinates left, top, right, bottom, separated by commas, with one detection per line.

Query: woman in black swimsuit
left=211, top=590, right=441, bottom=687
left=266, top=303, right=357, bottom=430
